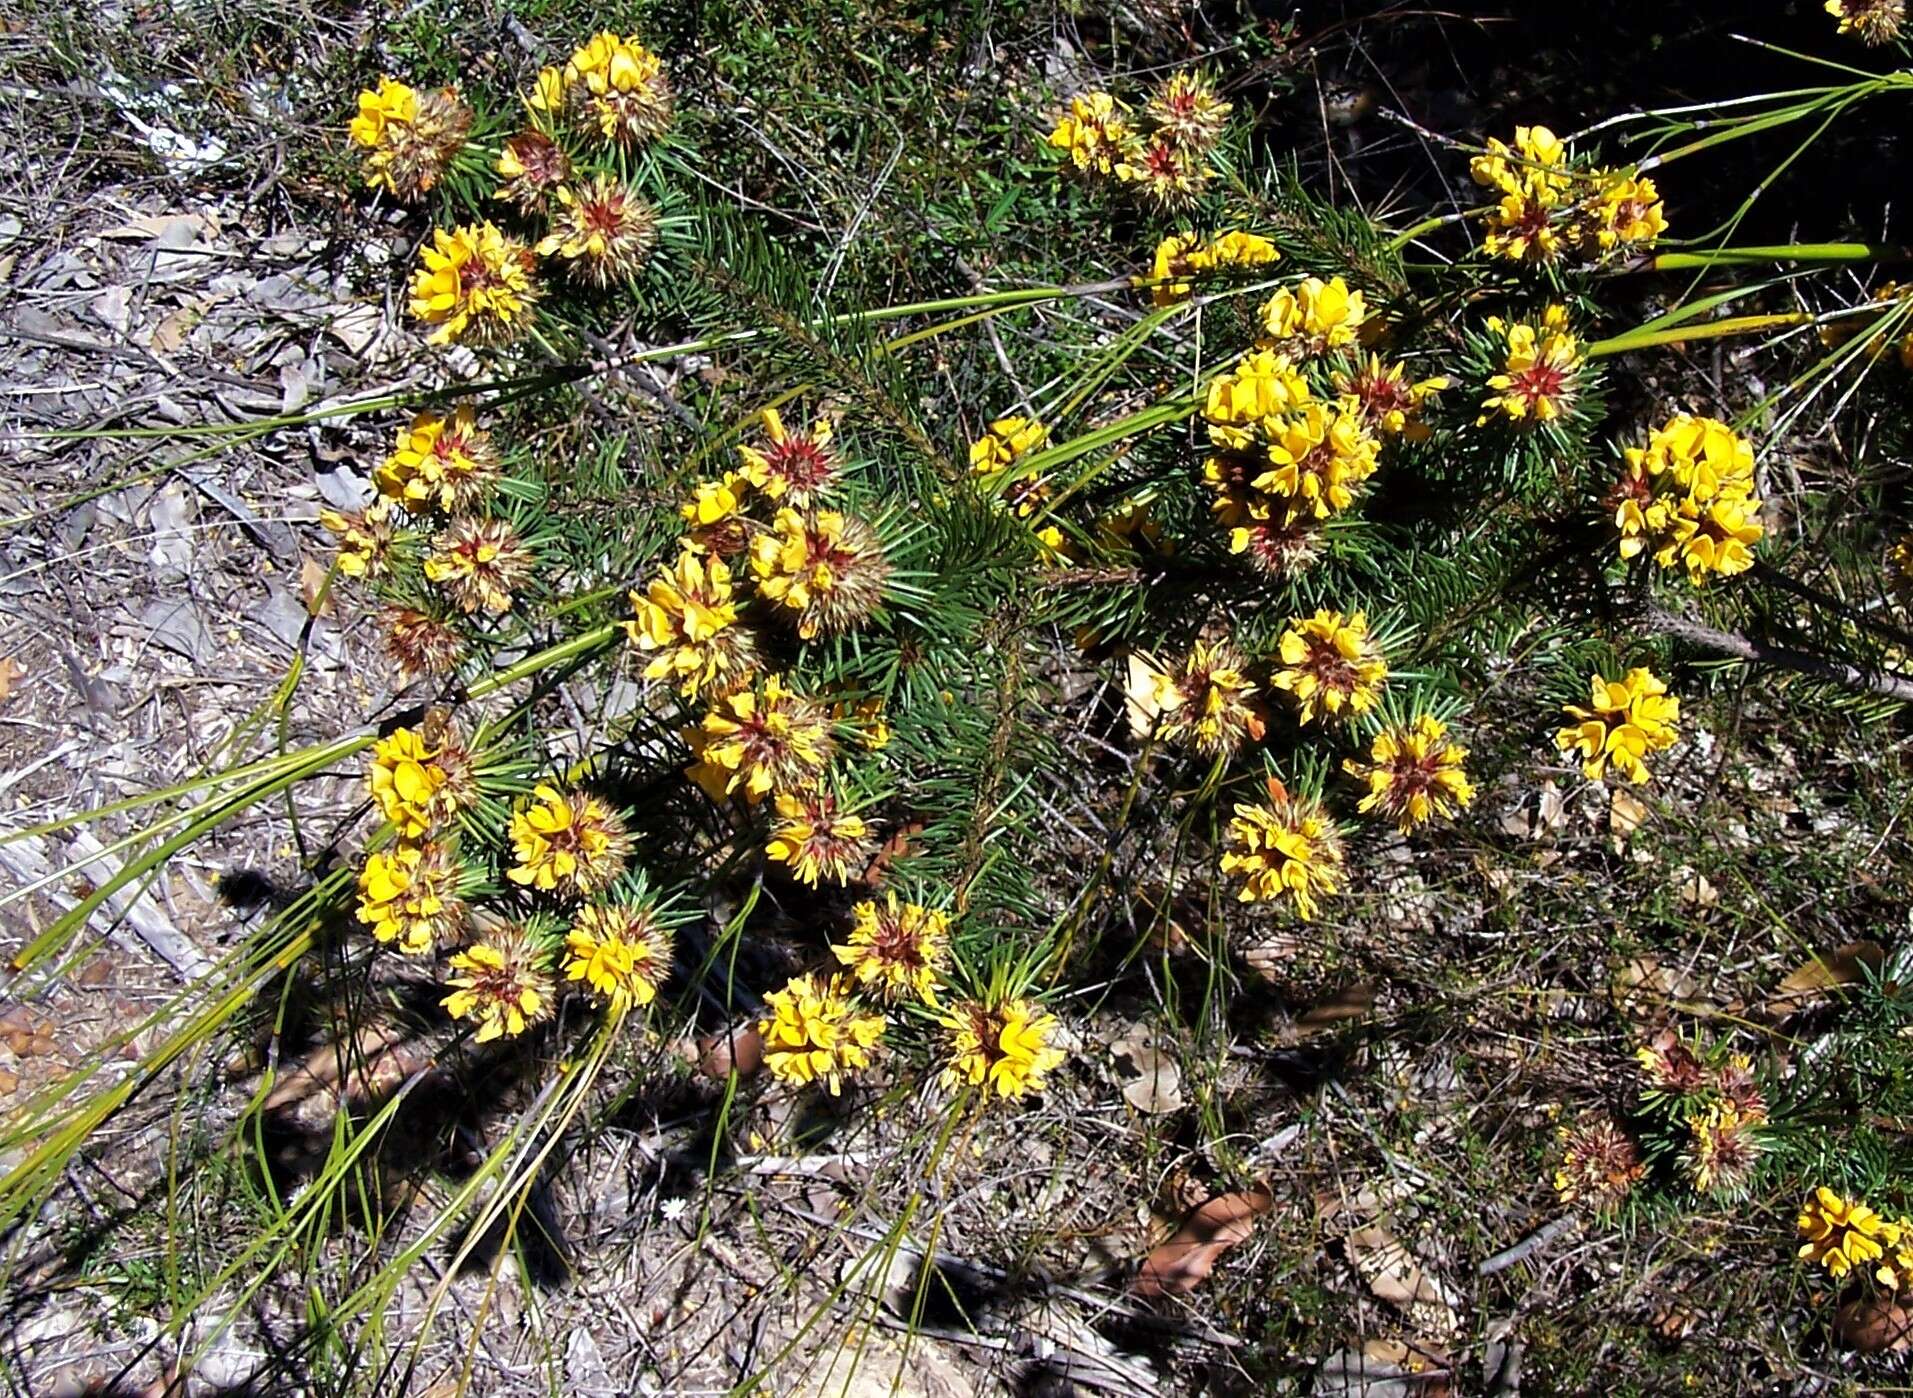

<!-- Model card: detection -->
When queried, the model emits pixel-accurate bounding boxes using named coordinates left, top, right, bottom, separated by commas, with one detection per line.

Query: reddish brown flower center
left=764, top=435, right=835, bottom=491
left=867, top=912, right=926, bottom=970
left=1508, top=362, right=1567, bottom=406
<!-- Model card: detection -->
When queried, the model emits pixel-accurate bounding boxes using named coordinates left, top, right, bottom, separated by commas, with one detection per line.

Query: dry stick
left=1478, top=1215, right=1580, bottom=1277
left=1648, top=607, right=1913, bottom=704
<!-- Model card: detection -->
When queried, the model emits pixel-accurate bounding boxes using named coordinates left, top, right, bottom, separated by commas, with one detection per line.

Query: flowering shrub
left=20, top=6, right=1913, bottom=1385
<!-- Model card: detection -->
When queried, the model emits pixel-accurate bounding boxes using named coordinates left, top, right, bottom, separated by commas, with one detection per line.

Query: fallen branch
left=1648, top=607, right=1913, bottom=705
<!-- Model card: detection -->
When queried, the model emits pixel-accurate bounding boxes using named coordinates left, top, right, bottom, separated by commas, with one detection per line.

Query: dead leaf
left=1124, top=651, right=1165, bottom=739
left=0, top=1066, right=17, bottom=1095
left=1111, top=1032, right=1184, bottom=1115
left=263, top=1022, right=421, bottom=1122
left=1280, top=983, right=1375, bottom=1044
left=1836, top=1295, right=1913, bottom=1353
left=1609, top=789, right=1648, bottom=841
left=0, top=656, right=21, bottom=704
left=1763, top=941, right=1886, bottom=1019
left=1241, top=933, right=1304, bottom=983
left=698, top=1025, right=764, bottom=1079
left=1346, top=1224, right=1461, bottom=1339
left=1609, top=955, right=1699, bottom=1020
left=1132, top=1184, right=1273, bottom=1297
left=0, top=1005, right=59, bottom=1059
left=300, top=555, right=335, bottom=617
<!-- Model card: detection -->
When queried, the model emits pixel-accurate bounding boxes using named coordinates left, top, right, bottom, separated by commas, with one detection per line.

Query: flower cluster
left=831, top=892, right=950, bottom=1004
left=564, top=902, right=674, bottom=1016
left=758, top=973, right=887, bottom=1095
left=1469, top=124, right=1668, bottom=265
left=347, top=77, right=473, bottom=198
left=938, top=995, right=1068, bottom=1100
left=1270, top=610, right=1388, bottom=725
left=1609, top=414, right=1764, bottom=584
left=506, top=783, right=633, bottom=898
left=1047, top=69, right=1231, bottom=206
left=1826, top=0, right=1906, bottom=44
left=1142, top=229, right=1279, bottom=307
left=1220, top=779, right=1346, bottom=919
left=1147, top=640, right=1264, bottom=758
left=1800, top=1188, right=1913, bottom=1288
left=443, top=923, right=555, bottom=1044
left=1636, top=1031, right=1771, bottom=1198
left=1552, top=1115, right=1646, bottom=1209
left=1476, top=305, right=1586, bottom=427
left=1342, top=714, right=1475, bottom=832
left=354, top=31, right=676, bottom=349
left=1553, top=665, right=1680, bottom=784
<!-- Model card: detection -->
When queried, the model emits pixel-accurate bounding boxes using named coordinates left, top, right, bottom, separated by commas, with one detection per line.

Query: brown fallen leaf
left=300, top=555, right=336, bottom=617
left=1836, top=1295, right=1913, bottom=1353
left=1111, top=1032, right=1184, bottom=1115
left=1609, top=788, right=1648, bottom=841
left=1278, top=983, right=1375, bottom=1044
left=0, top=656, right=22, bottom=705
left=1132, top=1184, right=1272, bottom=1297
left=0, top=1066, right=18, bottom=1095
left=698, top=1025, right=764, bottom=1079
left=0, top=1005, right=59, bottom=1059
left=1762, top=941, right=1886, bottom=1020
left=263, top=1022, right=420, bottom=1123
left=1346, top=1224, right=1461, bottom=1339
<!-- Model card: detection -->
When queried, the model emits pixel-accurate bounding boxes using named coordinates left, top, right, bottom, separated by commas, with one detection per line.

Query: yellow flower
left=625, top=551, right=758, bottom=697
left=563, top=31, right=674, bottom=144
left=758, top=973, right=886, bottom=1095
left=1143, top=229, right=1279, bottom=305
left=1471, top=126, right=1573, bottom=263
left=375, top=404, right=498, bottom=515
left=408, top=222, right=539, bottom=347
left=1047, top=91, right=1132, bottom=176
left=443, top=924, right=554, bottom=1043
left=1682, top=1101, right=1764, bottom=1199
left=319, top=500, right=398, bottom=578
left=356, top=840, right=464, bottom=954
left=1145, top=69, right=1231, bottom=150
left=749, top=508, right=890, bottom=640
left=1149, top=640, right=1264, bottom=757
left=969, top=415, right=1049, bottom=473
left=1553, top=666, right=1680, bottom=784
left=494, top=130, right=572, bottom=215
left=526, top=65, right=566, bottom=117
left=1343, top=714, right=1475, bottom=832
left=1335, top=354, right=1448, bottom=439
left=1220, top=782, right=1345, bottom=918
left=686, top=673, right=834, bottom=803
left=348, top=78, right=471, bottom=198
left=1477, top=305, right=1583, bottom=424
left=1658, top=494, right=1763, bottom=584
left=1270, top=609, right=1387, bottom=724
left=1469, top=125, right=1571, bottom=197
left=678, top=470, right=754, bottom=558
left=1584, top=172, right=1668, bottom=253
left=1261, top=276, right=1369, bottom=355
left=1249, top=398, right=1382, bottom=520
left=1799, top=1187, right=1905, bottom=1283
left=1114, top=137, right=1207, bottom=207
left=423, top=516, right=534, bottom=614
left=1826, top=0, right=1906, bottom=44
left=766, top=789, right=874, bottom=886
left=737, top=408, right=840, bottom=504
left=832, top=892, right=950, bottom=1005
left=564, top=902, right=674, bottom=1015
left=1203, top=350, right=1312, bottom=448
left=535, top=175, right=660, bottom=285
left=506, top=783, right=632, bottom=898
left=937, top=995, right=1067, bottom=1100
left=1611, top=415, right=1764, bottom=583
left=368, top=725, right=464, bottom=837
left=348, top=77, right=417, bottom=152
